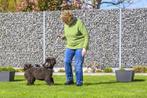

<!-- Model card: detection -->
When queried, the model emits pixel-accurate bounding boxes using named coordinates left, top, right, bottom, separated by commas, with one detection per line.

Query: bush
left=103, top=67, right=113, bottom=73
left=133, top=66, right=147, bottom=73
left=58, top=68, right=65, bottom=72
left=95, top=69, right=103, bottom=73
left=84, top=70, right=88, bottom=73
left=15, top=68, right=24, bottom=72
left=16, top=0, right=61, bottom=12
left=84, top=68, right=95, bottom=73
left=0, top=66, right=15, bottom=72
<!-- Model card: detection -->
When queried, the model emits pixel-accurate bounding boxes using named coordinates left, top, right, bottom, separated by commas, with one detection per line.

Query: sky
left=100, top=0, right=147, bottom=9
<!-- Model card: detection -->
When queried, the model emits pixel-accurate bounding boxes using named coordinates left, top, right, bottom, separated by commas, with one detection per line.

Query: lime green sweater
left=64, top=18, right=89, bottom=50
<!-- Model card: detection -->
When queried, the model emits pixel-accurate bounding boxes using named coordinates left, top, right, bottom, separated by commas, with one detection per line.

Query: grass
left=0, top=75, right=147, bottom=98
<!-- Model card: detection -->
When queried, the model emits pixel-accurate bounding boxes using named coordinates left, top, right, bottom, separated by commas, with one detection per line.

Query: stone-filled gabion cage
left=0, top=8, right=147, bottom=68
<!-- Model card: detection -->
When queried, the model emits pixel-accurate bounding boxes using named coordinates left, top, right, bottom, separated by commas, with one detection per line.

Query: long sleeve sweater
left=64, top=18, right=89, bottom=50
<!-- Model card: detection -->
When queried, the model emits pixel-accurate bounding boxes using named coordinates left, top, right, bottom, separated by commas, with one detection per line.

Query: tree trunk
left=96, top=0, right=102, bottom=9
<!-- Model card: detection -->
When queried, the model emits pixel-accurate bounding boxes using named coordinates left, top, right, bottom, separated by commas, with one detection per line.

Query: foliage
left=48, top=0, right=61, bottom=11
left=103, top=67, right=113, bottom=73
left=133, top=65, right=147, bottom=73
left=0, top=0, right=62, bottom=12
left=119, top=67, right=125, bottom=71
left=0, top=0, right=18, bottom=12
left=0, top=0, right=134, bottom=12
left=37, top=0, right=61, bottom=11
left=15, top=68, right=24, bottom=72
left=58, top=68, right=65, bottom=72
left=37, top=0, right=49, bottom=11
left=15, top=0, right=62, bottom=12
left=16, top=0, right=39, bottom=12
left=117, top=65, right=126, bottom=71
left=95, top=69, right=103, bottom=73
left=0, top=66, right=15, bottom=72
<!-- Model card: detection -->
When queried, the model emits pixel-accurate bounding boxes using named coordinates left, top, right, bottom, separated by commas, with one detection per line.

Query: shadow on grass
left=133, top=79, right=145, bottom=82
left=84, top=79, right=146, bottom=85
left=11, top=79, right=25, bottom=82
left=54, top=83, right=64, bottom=85
left=25, top=83, right=64, bottom=86
left=84, top=81, right=118, bottom=85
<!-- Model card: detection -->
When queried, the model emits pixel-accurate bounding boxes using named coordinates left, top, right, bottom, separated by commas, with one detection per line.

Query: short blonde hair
left=60, top=10, right=73, bottom=25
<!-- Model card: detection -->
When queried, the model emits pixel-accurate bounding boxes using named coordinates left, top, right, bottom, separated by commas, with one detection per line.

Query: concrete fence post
left=43, top=11, right=46, bottom=63
left=119, top=8, right=122, bottom=69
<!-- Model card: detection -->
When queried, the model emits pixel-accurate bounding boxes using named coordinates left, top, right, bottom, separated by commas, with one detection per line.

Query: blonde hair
left=60, top=10, right=74, bottom=25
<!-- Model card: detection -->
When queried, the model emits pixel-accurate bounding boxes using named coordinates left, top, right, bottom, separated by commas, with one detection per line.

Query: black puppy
left=24, top=57, right=56, bottom=85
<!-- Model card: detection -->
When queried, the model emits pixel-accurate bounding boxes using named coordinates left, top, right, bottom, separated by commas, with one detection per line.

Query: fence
left=0, top=8, right=147, bottom=67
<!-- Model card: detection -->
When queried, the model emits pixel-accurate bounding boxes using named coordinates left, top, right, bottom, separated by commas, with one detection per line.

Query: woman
left=60, top=10, right=89, bottom=86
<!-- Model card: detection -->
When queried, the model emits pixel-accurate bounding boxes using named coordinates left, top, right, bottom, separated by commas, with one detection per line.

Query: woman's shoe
left=64, top=80, right=74, bottom=85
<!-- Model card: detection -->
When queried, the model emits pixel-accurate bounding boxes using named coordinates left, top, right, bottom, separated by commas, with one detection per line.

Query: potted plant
left=0, top=66, right=16, bottom=81
left=115, top=66, right=135, bottom=82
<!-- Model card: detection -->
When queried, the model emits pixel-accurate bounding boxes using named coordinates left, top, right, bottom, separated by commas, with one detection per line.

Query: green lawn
left=0, top=75, right=147, bottom=98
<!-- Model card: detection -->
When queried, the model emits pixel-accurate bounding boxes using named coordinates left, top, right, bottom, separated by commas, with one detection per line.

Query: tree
left=0, top=0, right=19, bottom=12
left=0, top=0, right=9, bottom=12
left=0, top=0, right=134, bottom=12
left=16, top=0, right=62, bottom=11
left=95, top=0, right=103, bottom=9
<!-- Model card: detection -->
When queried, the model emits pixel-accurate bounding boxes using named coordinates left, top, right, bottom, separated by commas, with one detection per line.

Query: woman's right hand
left=82, top=48, right=87, bottom=57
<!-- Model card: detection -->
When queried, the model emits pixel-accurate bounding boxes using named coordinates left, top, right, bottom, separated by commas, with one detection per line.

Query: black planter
left=0, top=71, right=15, bottom=81
left=115, top=70, right=135, bottom=82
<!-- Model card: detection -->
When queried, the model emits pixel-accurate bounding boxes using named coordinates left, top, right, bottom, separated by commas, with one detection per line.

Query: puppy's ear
left=45, top=57, right=50, bottom=62
left=51, top=58, right=56, bottom=66
left=47, top=58, right=56, bottom=67
left=35, top=64, right=40, bottom=67
left=24, top=64, right=32, bottom=71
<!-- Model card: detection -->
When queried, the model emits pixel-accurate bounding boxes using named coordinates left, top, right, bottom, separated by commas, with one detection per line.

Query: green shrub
left=133, top=66, right=147, bottom=73
left=0, top=66, right=15, bottom=72
left=58, top=68, right=65, bottom=72
left=95, top=69, right=103, bottom=73
left=84, top=70, right=88, bottom=73
left=15, top=68, right=24, bottom=72
left=103, top=67, right=113, bottom=73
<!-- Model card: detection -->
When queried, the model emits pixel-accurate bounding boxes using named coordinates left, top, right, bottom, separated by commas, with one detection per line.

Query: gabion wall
left=122, top=9, right=147, bottom=67
left=0, top=12, right=43, bottom=67
left=0, top=8, right=147, bottom=67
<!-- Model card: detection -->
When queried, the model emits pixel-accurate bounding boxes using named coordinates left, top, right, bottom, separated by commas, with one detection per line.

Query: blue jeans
left=64, top=48, right=84, bottom=85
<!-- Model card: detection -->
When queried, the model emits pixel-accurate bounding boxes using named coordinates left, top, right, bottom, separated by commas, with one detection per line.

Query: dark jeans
left=64, top=48, right=84, bottom=85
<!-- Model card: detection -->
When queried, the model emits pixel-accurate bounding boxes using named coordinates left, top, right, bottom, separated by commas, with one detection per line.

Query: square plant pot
left=0, top=71, right=15, bottom=81
left=115, top=70, right=135, bottom=82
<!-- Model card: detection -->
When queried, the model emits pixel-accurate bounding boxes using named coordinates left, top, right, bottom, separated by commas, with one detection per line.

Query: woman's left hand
left=82, top=48, right=87, bottom=57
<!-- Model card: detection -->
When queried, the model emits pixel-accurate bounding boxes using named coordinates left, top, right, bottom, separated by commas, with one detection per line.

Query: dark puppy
left=24, top=57, right=56, bottom=85
left=34, top=64, right=41, bottom=67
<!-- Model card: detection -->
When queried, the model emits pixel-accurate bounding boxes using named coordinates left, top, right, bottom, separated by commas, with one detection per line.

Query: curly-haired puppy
left=24, top=57, right=56, bottom=85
